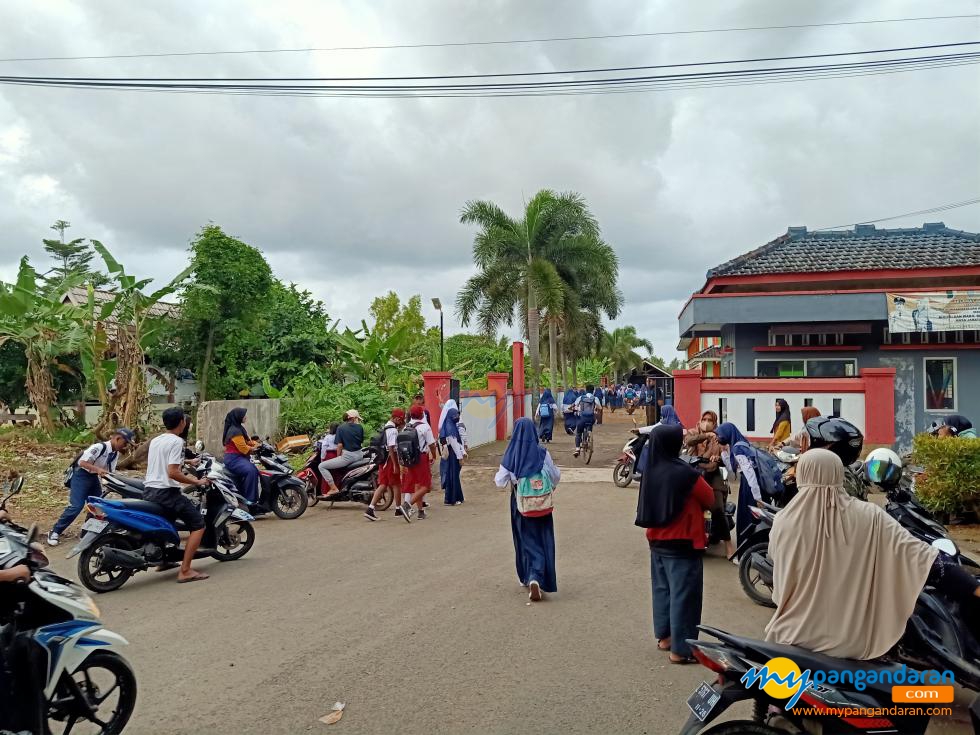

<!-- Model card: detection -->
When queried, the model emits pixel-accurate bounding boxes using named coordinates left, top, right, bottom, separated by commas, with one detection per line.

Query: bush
left=278, top=377, right=405, bottom=437
left=911, top=434, right=980, bottom=515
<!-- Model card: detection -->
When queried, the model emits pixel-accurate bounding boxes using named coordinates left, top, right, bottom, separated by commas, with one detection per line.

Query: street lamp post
left=432, top=297, right=444, bottom=371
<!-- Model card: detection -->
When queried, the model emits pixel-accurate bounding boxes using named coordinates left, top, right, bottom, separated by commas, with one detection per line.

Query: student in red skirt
left=400, top=405, right=438, bottom=520
left=364, top=408, right=406, bottom=522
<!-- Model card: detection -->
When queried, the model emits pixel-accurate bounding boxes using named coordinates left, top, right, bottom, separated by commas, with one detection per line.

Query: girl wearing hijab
left=535, top=389, right=558, bottom=443
left=636, top=424, right=715, bottom=663
left=783, top=406, right=821, bottom=451
left=561, top=389, right=577, bottom=436
left=683, top=410, right=735, bottom=559
left=495, top=418, right=561, bottom=602
left=222, top=408, right=260, bottom=504
left=715, top=422, right=763, bottom=547
left=769, top=399, right=792, bottom=449
left=766, top=448, right=980, bottom=659
left=658, top=404, right=683, bottom=428
left=439, top=399, right=466, bottom=505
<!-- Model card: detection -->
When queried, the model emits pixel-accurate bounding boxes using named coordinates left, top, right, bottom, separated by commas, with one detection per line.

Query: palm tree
left=601, top=326, right=654, bottom=381
left=457, top=190, right=618, bottom=402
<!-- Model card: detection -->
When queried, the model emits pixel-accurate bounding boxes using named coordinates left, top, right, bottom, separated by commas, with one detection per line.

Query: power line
left=815, top=198, right=980, bottom=231
left=0, top=13, right=977, bottom=63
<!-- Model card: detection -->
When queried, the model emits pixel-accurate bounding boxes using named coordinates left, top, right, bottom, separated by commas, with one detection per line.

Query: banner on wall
left=886, top=291, right=980, bottom=333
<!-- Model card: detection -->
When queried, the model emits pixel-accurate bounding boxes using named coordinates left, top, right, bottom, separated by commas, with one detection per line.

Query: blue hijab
left=438, top=399, right=462, bottom=442
left=501, top=417, right=547, bottom=478
left=541, top=389, right=556, bottom=406
left=716, top=422, right=749, bottom=449
left=562, top=389, right=576, bottom=407
left=659, top=405, right=682, bottom=427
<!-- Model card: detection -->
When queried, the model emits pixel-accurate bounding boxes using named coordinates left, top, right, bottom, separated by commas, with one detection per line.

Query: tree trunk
left=526, top=283, right=540, bottom=410
left=199, top=322, right=216, bottom=403
left=558, top=339, right=568, bottom=391
left=25, top=355, right=56, bottom=434
left=571, top=353, right=578, bottom=388
left=548, top=319, right=558, bottom=390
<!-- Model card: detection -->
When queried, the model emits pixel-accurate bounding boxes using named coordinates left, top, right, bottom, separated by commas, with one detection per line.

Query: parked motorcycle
left=613, top=430, right=645, bottom=487
left=69, top=470, right=255, bottom=593
left=1, top=486, right=137, bottom=734
left=297, top=446, right=391, bottom=510
left=735, top=502, right=779, bottom=608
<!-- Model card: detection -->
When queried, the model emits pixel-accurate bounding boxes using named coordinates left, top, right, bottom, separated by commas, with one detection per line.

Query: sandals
left=669, top=654, right=696, bottom=664
left=657, top=639, right=672, bottom=651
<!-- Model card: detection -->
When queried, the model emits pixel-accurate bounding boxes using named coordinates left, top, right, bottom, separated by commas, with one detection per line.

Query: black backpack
left=370, top=424, right=392, bottom=464
left=396, top=425, right=422, bottom=467
left=580, top=394, right=596, bottom=417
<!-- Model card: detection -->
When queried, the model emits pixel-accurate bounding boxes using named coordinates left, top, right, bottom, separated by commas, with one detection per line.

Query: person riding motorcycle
left=803, top=416, right=868, bottom=499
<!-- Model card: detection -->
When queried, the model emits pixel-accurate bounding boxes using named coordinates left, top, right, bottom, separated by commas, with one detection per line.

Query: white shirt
left=320, top=433, right=337, bottom=460
left=494, top=452, right=561, bottom=488
left=79, top=441, right=118, bottom=473
left=410, top=420, right=436, bottom=452
left=573, top=392, right=604, bottom=412
left=144, top=433, right=186, bottom=489
left=383, top=422, right=399, bottom=448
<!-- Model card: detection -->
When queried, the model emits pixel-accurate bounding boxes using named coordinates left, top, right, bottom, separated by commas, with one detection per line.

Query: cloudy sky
left=1, top=1, right=978, bottom=360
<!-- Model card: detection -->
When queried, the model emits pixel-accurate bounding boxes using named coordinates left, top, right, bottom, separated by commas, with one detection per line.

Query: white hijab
left=438, top=399, right=459, bottom=433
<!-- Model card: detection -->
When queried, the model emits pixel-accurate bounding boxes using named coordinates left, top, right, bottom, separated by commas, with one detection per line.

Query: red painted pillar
left=487, top=372, right=509, bottom=441
left=860, top=367, right=896, bottom=445
left=422, top=371, right=452, bottom=435
left=672, top=369, right=703, bottom=428
left=511, top=341, right=525, bottom=420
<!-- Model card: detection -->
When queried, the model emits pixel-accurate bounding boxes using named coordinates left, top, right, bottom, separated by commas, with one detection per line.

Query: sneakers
left=528, top=580, right=542, bottom=602
left=46, top=531, right=60, bottom=547
left=417, top=509, right=427, bottom=520
left=422, top=501, right=429, bottom=508
left=573, top=449, right=581, bottom=458
left=363, top=507, right=378, bottom=521
left=394, top=506, right=403, bottom=516
left=400, top=500, right=413, bottom=523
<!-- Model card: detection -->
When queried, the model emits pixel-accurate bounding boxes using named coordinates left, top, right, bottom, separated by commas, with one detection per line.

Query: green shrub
left=911, top=434, right=980, bottom=515
left=275, top=368, right=405, bottom=436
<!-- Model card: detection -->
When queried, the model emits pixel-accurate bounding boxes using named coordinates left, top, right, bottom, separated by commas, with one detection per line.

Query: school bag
left=733, top=440, right=785, bottom=499
left=63, top=442, right=109, bottom=488
left=579, top=394, right=596, bottom=418
left=539, top=402, right=551, bottom=418
left=369, top=425, right=391, bottom=465
left=515, top=471, right=555, bottom=517
left=396, top=424, right=422, bottom=467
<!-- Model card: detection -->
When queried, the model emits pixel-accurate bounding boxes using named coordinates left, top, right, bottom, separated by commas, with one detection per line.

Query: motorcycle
left=0, top=481, right=137, bottom=734
left=297, top=445, right=391, bottom=511
left=248, top=440, right=309, bottom=520
left=735, top=502, right=779, bottom=608
left=69, top=469, right=255, bottom=593
left=613, top=430, right=645, bottom=488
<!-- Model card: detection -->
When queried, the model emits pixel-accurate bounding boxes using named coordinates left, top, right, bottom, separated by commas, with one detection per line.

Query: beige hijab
left=765, top=448, right=938, bottom=660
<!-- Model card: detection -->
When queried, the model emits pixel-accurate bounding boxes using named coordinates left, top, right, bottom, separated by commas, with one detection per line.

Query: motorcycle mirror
left=931, top=538, right=958, bottom=557
left=9, top=476, right=23, bottom=495
left=194, top=440, right=205, bottom=452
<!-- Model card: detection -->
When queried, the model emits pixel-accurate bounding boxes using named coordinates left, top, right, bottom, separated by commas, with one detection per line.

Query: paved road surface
left=46, top=416, right=974, bottom=734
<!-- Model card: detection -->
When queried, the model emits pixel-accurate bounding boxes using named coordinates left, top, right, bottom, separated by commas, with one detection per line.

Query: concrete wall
left=459, top=393, right=497, bottom=449
left=700, top=390, right=865, bottom=439
left=197, top=399, right=281, bottom=454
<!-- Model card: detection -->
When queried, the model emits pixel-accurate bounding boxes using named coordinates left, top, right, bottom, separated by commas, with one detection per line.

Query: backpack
left=515, top=471, right=555, bottom=517
left=369, top=424, right=392, bottom=465
left=733, top=441, right=785, bottom=499
left=64, top=442, right=108, bottom=488
left=396, top=424, right=422, bottom=467
left=539, top=402, right=551, bottom=418
left=579, top=395, right=596, bottom=417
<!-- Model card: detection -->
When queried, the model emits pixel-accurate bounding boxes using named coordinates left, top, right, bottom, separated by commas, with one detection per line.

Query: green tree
left=369, top=292, right=426, bottom=343
left=181, top=225, right=273, bottom=401
left=42, top=220, right=108, bottom=289
left=457, top=190, right=616, bottom=406
left=601, top=326, right=654, bottom=380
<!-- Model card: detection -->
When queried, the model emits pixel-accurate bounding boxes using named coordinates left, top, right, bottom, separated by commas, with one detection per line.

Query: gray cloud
left=1, top=0, right=978, bottom=361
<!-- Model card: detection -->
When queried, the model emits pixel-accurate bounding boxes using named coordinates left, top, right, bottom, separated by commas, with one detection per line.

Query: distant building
left=676, top=222, right=980, bottom=448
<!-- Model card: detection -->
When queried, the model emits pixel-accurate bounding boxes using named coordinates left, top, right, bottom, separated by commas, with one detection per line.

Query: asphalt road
left=46, top=416, right=974, bottom=734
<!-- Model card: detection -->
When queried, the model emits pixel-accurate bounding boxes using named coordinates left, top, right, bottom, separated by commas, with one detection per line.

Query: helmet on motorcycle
left=864, top=447, right=902, bottom=487
left=805, top=417, right=863, bottom=467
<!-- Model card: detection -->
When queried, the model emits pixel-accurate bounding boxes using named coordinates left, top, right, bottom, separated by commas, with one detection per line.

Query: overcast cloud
left=1, top=0, right=978, bottom=360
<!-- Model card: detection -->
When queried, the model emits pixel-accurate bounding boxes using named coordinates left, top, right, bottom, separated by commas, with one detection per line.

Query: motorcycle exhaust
left=99, top=546, right=148, bottom=571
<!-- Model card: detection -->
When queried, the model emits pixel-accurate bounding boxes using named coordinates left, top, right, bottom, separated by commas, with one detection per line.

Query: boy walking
left=48, top=427, right=136, bottom=546
left=400, top=405, right=438, bottom=520
left=364, top=408, right=405, bottom=521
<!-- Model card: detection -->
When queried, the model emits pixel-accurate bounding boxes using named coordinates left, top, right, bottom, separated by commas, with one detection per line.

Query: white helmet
left=864, top=447, right=902, bottom=486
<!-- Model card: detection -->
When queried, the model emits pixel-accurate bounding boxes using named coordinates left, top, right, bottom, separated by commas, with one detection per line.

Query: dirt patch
left=0, top=428, right=83, bottom=527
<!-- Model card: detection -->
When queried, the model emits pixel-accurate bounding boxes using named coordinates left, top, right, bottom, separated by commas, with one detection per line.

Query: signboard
left=886, top=291, right=980, bottom=333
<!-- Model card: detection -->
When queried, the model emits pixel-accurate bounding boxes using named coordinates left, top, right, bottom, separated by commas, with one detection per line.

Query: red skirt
left=377, top=456, right=400, bottom=487
left=402, top=460, right=432, bottom=494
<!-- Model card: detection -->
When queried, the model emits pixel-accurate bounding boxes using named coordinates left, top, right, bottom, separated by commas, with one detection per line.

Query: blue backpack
left=539, top=402, right=551, bottom=417
left=579, top=395, right=596, bottom=417
left=733, top=441, right=785, bottom=499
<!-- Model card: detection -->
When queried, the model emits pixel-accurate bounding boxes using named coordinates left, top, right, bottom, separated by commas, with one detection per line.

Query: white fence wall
left=459, top=394, right=497, bottom=450
left=699, top=391, right=866, bottom=438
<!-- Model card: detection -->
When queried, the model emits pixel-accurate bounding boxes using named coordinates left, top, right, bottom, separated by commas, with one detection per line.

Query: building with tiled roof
left=676, top=223, right=980, bottom=449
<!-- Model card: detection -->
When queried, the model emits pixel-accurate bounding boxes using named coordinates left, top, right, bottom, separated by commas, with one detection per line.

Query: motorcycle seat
left=344, top=458, right=372, bottom=471
left=116, top=475, right=145, bottom=490
left=110, top=498, right=176, bottom=519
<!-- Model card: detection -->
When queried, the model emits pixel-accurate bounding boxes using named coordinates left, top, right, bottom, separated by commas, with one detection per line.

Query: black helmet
left=805, top=416, right=864, bottom=466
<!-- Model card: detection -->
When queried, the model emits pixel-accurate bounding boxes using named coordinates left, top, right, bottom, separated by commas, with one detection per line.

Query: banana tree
left=333, top=320, right=420, bottom=388
left=0, top=258, right=85, bottom=433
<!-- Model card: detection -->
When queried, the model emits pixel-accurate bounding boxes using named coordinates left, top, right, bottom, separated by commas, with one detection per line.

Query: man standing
left=48, top=427, right=136, bottom=546
left=365, top=408, right=405, bottom=521
left=143, top=408, right=210, bottom=584
left=400, top=405, right=438, bottom=520
left=572, top=384, right=603, bottom=458
left=320, top=409, right=365, bottom=498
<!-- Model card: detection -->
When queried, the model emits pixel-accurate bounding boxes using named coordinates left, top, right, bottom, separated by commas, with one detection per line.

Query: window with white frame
left=924, top=357, right=956, bottom=411
left=755, top=358, right=857, bottom=378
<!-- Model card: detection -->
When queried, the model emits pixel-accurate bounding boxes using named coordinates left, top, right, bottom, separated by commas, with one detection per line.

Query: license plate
left=81, top=518, right=108, bottom=533
left=687, top=681, right=721, bottom=722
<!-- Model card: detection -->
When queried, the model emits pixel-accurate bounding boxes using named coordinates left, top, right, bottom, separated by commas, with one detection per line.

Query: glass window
left=746, top=398, right=756, bottom=432
left=756, top=360, right=804, bottom=377
left=925, top=358, right=956, bottom=411
left=805, top=359, right=856, bottom=378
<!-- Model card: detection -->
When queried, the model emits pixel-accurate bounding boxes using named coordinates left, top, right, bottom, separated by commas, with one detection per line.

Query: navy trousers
left=441, top=452, right=464, bottom=504
left=224, top=452, right=259, bottom=503
left=510, top=491, right=557, bottom=593
left=52, top=470, right=101, bottom=535
left=650, top=546, right=703, bottom=658
left=537, top=414, right=554, bottom=442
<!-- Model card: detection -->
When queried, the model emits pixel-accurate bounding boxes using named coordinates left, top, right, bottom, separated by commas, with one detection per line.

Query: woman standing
left=536, top=389, right=558, bottom=443
left=715, top=422, right=763, bottom=547
left=684, top=411, right=736, bottom=559
left=439, top=399, right=466, bottom=506
left=636, top=424, right=714, bottom=663
left=770, top=399, right=792, bottom=449
left=222, top=408, right=260, bottom=505
left=495, top=418, right=561, bottom=602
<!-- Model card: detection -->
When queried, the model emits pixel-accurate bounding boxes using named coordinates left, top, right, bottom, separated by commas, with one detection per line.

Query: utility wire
left=815, top=198, right=980, bottom=231
left=0, top=13, right=977, bottom=63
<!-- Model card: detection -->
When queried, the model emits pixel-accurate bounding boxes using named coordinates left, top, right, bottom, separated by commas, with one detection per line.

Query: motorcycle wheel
left=210, top=521, right=255, bottom=561
left=375, top=485, right=394, bottom=511
left=77, top=534, right=135, bottom=594
left=613, top=461, right=633, bottom=488
left=48, top=650, right=137, bottom=735
left=272, top=484, right=308, bottom=520
left=738, top=542, right=776, bottom=608
left=697, top=722, right=783, bottom=735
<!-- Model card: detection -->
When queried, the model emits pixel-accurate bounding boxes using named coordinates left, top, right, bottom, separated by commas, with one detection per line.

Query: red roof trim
left=752, top=345, right=863, bottom=352
left=880, top=343, right=980, bottom=351
left=702, top=265, right=980, bottom=292
left=700, top=377, right=865, bottom=392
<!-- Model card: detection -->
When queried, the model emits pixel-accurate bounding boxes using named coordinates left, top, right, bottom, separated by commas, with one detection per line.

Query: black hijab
left=771, top=398, right=791, bottom=433
left=635, top=424, right=701, bottom=528
left=223, top=407, right=248, bottom=445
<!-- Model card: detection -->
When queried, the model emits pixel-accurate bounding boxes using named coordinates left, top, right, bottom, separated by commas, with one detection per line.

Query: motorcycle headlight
left=36, top=578, right=100, bottom=618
